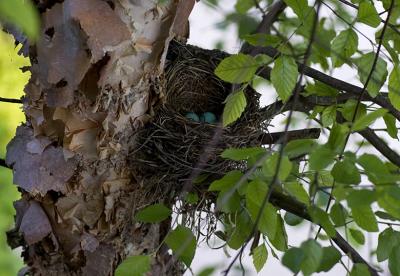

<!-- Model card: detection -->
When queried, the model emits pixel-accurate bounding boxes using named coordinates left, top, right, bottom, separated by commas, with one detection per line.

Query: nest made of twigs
left=130, top=41, right=268, bottom=191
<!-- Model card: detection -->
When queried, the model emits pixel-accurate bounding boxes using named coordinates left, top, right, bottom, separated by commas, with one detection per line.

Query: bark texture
left=6, top=0, right=193, bottom=274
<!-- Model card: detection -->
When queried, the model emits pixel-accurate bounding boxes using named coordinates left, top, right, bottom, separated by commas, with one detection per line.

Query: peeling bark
left=6, top=0, right=191, bottom=275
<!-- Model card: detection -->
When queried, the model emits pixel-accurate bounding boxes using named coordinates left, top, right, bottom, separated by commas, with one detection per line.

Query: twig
left=269, top=190, right=379, bottom=276
left=0, top=158, right=10, bottom=169
left=0, top=97, right=22, bottom=104
left=260, top=128, right=321, bottom=144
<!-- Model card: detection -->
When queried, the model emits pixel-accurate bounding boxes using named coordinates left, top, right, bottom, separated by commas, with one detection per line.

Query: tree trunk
left=6, top=0, right=193, bottom=274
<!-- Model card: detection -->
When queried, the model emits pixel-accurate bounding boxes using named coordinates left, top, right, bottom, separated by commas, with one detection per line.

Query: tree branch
left=358, top=127, right=400, bottom=167
left=0, top=97, right=22, bottom=104
left=254, top=45, right=400, bottom=121
left=269, top=190, right=380, bottom=276
left=260, top=128, right=321, bottom=144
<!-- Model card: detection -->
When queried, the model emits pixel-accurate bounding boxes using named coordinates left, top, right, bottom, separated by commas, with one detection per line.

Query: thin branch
left=269, top=190, right=379, bottom=276
left=358, top=127, right=400, bottom=167
left=0, top=158, right=10, bottom=169
left=255, top=46, right=400, bottom=121
left=0, top=97, right=22, bottom=104
left=260, top=128, right=321, bottom=144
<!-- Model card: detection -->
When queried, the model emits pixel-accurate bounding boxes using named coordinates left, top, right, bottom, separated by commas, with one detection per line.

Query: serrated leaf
left=227, top=210, right=252, bottom=249
left=284, top=0, right=308, bottom=18
left=350, top=264, right=371, bottom=276
left=269, top=215, right=288, bottom=251
left=246, top=179, right=278, bottom=239
left=327, top=123, right=349, bottom=153
left=389, top=246, right=400, bottom=276
left=135, top=204, right=171, bottom=223
left=284, top=139, right=316, bottom=159
left=330, top=203, right=347, bottom=227
left=115, top=255, right=151, bottom=276
left=208, top=170, right=243, bottom=191
left=165, top=226, right=196, bottom=266
left=357, top=1, right=381, bottom=27
left=252, top=244, right=268, bottom=272
left=377, top=228, right=399, bottom=262
left=383, top=113, right=398, bottom=139
left=243, top=34, right=281, bottom=47
left=331, top=29, right=358, bottom=67
left=215, top=54, right=259, bottom=83
left=321, top=106, right=336, bottom=127
left=235, top=0, right=255, bottom=13
left=282, top=247, right=304, bottom=273
left=216, top=189, right=241, bottom=213
left=271, top=55, right=299, bottom=102
left=352, top=108, right=388, bottom=132
left=223, top=90, right=247, bottom=126
left=331, top=159, right=361, bottom=184
left=300, top=240, right=323, bottom=275
left=316, top=246, right=342, bottom=272
left=349, top=228, right=365, bottom=245
left=221, top=147, right=265, bottom=161
left=340, top=99, right=367, bottom=122
left=309, top=145, right=336, bottom=171
left=0, top=0, right=40, bottom=40
left=309, top=206, right=336, bottom=237
left=262, top=153, right=293, bottom=181
left=283, top=182, right=310, bottom=205
left=356, top=52, right=387, bottom=97
left=389, top=66, right=400, bottom=110
left=351, top=205, right=378, bottom=232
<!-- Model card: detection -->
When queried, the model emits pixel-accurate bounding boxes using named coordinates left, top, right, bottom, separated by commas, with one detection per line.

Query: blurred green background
left=0, top=30, right=29, bottom=275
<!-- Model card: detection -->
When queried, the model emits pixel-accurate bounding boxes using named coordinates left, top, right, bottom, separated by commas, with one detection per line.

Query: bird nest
left=130, top=41, right=268, bottom=192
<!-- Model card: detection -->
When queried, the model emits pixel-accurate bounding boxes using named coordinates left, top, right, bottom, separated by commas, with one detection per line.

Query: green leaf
left=355, top=52, right=388, bottom=97
left=309, top=206, right=336, bottom=237
left=208, top=170, right=243, bottom=191
left=227, top=210, right=252, bottom=249
left=383, top=113, right=398, bottom=139
left=252, top=244, right=268, bottom=272
left=215, top=54, right=259, bottom=83
left=321, top=106, right=337, bottom=127
left=235, top=0, right=255, bottom=13
left=357, top=1, right=381, bottom=27
left=134, top=204, right=171, bottom=223
left=284, top=212, right=303, bottom=226
left=271, top=55, right=299, bottom=102
left=352, top=108, right=388, bottom=132
left=351, top=206, right=379, bottom=232
left=0, top=0, right=40, bottom=40
left=357, top=154, right=400, bottom=184
left=389, top=66, right=400, bottom=110
left=115, top=255, right=151, bottom=276
left=340, top=99, right=367, bottom=122
left=350, top=264, right=371, bottom=276
left=316, top=246, right=342, bottom=272
left=262, top=153, right=293, bottom=181
left=331, top=159, right=361, bottom=184
left=331, top=29, right=358, bottom=67
left=300, top=240, right=323, bottom=275
left=165, top=226, right=196, bottom=266
left=243, top=34, right=281, bottom=47
left=216, top=190, right=241, bottom=213
left=377, top=228, right=399, bottom=262
left=309, top=145, right=335, bottom=171
left=283, top=182, right=310, bottom=205
left=269, top=215, right=288, bottom=251
left=284, top=0, right=308, bottom=18
left=223, top=90, right=247, bottom=126
left=378, top=187, right=400, bottom=220
left=330, top=203, right=348, bottom=227
left=221, top=147, right=265, bottom=161
left=327, top=123, right=349, bottom=153
left=284, top=139, right=316, bottom=159
left=197, top=267, right=216, bottom=276
left=389, top=246, right=400, bottom=276
left=282, top=247, right=304, bottom=273
left=347, top=190, right=376, bottom=207
left=246, top=179, right=278, bottom=239
left=349, top=228, right=365, bottom=245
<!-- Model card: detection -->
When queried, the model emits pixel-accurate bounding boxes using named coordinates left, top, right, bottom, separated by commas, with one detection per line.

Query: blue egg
left=185, top=112, right=200, bottom=122
left=201, top=112, right=217, bottom=124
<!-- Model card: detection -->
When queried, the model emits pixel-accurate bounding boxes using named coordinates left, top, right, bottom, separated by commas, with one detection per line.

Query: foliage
left=0, top=31, right=29, bottom=275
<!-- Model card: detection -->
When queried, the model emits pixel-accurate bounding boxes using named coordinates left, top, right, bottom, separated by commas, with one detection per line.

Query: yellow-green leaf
left=271, top=55, right=299, bottom=102
left=223, top=90, right=247, bottom=126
